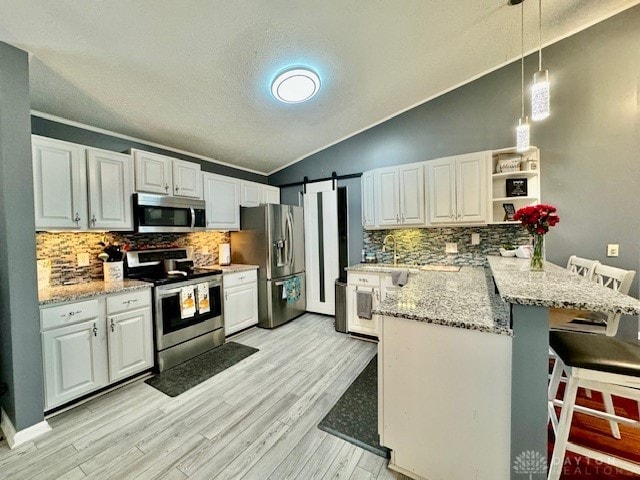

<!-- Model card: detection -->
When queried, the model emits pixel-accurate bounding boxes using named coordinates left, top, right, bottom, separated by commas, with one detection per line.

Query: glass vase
left=530, top=234, right=545, bottom=272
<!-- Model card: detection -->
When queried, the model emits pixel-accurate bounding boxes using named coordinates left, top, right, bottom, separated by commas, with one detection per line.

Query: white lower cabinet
left=107, top=307, right=153, bottom=383
left=42, top=316, right=109, bottom=410
left=223, top=270, right=259, bottom=336
left=41, top=288, right=153, bottom=410
left=346, top=272, right=382, bottom=337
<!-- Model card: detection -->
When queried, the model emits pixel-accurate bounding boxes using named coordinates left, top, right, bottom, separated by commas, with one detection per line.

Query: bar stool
left=548, top=331, right=640, bottom=480
left=548, top=261, right=636, bottom=438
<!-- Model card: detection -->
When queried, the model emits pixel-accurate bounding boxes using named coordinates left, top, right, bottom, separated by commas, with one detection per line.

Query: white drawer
left=347, top=272, right=380, bottom=287
left=224, top=269, right=257, bottom=288
left=106, top=288, right=152, bottom=314
left=41, top=299, right=101, bottom=331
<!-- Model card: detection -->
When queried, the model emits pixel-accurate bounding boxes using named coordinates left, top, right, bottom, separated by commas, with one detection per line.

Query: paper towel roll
left=219, top=243, right=231, bottom=266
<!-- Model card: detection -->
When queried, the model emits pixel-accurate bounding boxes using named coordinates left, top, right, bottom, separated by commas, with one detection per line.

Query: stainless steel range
left=125, top=247, right=224, bottom=372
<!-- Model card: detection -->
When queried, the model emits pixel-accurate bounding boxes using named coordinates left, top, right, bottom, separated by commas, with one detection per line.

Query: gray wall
left=0, top=42, right=45, bottom=430
left=270, top=6, right=640, bottom=299
left=31, top=117, right=267, bottom=184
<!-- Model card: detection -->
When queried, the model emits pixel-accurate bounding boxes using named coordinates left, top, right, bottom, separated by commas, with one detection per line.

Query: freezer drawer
left=262, top=273, right=306, bottom=329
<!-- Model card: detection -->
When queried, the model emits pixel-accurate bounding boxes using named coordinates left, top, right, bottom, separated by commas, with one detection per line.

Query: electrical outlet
left=77, top=252, right=90, bottom=267
left=607, top=244, right=619, bottom=257
left=471, top=233, right=480, bottom=245
left=445, top=242, right=458, bottom=254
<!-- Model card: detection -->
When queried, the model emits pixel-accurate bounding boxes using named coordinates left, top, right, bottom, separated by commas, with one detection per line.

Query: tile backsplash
left=363, top=225, right=531, bottom=266
left=36, top=231, right=230, bottom=286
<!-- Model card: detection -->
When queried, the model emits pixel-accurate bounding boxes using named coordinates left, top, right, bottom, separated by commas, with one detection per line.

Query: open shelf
left=493, top=196, right=538, bottom=202
left=490, top=147, right=540, bottom=223
left=492, top=171, right=538, bottom=179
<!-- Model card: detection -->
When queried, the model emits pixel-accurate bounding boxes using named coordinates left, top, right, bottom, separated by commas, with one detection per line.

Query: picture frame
left=502, top=203, right=516, bottom=221
left=505, top=178, right=528, bottom=197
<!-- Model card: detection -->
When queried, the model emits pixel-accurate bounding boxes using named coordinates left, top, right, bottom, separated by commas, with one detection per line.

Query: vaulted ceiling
left=0, top=0, right=637, bottom=174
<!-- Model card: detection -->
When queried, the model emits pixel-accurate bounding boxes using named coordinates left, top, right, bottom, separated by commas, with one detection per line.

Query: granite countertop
left=39, top=280, right=152, bottom=306
left=487, top=256, right=640, bottom=315
left=346, top=264, right=461, bottom=274
left=202, top=264, right=259, bottom=274
left=369, top=266, right=511, bottom=336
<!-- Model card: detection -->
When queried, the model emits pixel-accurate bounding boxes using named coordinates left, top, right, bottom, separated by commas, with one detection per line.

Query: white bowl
left=499, top=248, right=517, bottom=257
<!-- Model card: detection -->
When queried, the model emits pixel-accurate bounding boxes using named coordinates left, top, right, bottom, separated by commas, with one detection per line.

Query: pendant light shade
left=531, top=0, right=550, bottom=121
left=517, top=116, right=530, bottom=152
left=531, top=70, right=550, bottom=120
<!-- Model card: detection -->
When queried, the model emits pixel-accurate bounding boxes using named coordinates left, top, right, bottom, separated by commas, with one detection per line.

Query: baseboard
left=1, top=407, right=51, bottom=449
left=387, top=455, right=426, bottom=480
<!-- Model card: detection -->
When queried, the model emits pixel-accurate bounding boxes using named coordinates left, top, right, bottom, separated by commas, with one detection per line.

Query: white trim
left=30, top=110, right=267, bottom=177
left=1, top=407, right=51, bottom=449
left=267, top=0, right=640, bottom=176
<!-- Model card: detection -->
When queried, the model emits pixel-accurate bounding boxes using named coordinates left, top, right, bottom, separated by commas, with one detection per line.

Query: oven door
left=155, top=278, right=223, bottom=351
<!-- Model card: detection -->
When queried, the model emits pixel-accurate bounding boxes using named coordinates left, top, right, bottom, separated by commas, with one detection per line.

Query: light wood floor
left=0, top=313, right=410, bottom=480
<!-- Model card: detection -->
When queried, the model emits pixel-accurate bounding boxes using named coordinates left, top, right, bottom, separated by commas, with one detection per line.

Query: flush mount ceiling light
left=271, top=68, right=320, bottom=104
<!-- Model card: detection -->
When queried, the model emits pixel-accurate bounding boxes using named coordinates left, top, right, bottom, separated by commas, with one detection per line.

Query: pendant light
left=516, top=0, right=530, bottom=152
left=531, top=0, right=550, bottom=120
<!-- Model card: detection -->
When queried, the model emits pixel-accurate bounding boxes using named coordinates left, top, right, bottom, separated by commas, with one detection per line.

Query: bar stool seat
left=551, top=331, right=640, bottom=377
left=548, top=331, right=640, bottom=479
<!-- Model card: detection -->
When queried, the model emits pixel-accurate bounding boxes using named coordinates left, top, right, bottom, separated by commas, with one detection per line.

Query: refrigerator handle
left=286, top=211, right=294, bottom=267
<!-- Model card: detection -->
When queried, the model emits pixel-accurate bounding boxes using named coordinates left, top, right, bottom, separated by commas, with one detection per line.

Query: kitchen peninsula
left=364, top=257, right=640, bottom=480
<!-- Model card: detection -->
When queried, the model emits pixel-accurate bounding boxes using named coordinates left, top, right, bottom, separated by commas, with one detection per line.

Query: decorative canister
left=103, top=261, right=124, bottom=282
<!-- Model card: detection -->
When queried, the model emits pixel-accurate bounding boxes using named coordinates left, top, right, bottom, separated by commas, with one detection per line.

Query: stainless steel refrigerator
left=230, top=204, right=306, bottom=328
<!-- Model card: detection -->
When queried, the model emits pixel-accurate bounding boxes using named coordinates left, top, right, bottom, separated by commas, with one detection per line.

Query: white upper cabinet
left=374, top=164, right=425, bottom=228
left=427, top=152, right=489, bottom=225
left=361, top=171, right=376, bottom=229
left=376, top=168, right=400, bottom=227
left=399, top=164, right=425, bottom=225
left=427, top=159, right=456, bottom=224
left=132, top=149, right=202, bottom=199
left=456, top=153, right=488, bottom=223
left=241, top=181, right=263, bottom=207
left=32, top=136, right=135, bottom=231
left=87, top=148, right=133, bottom=231
left=263, top=185, right=280, bottom=204
left=132, top=149, right=172, bottom=195
left=172, top=159, right=202, bottom=198
left=32, top=136, right=88, bottom=230
left=203, top=172, right=241, bottom=230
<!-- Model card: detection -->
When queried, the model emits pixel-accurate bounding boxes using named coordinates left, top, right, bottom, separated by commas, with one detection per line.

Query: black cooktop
left=129, top=267, right=223, bottom=286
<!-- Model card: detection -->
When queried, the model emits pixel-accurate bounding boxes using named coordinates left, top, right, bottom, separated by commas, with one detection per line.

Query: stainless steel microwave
left=133, top=193, right=206, bottom=233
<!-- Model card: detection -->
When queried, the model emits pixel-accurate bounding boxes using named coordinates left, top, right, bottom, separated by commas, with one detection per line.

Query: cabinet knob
left=91, top=215, right=97, bottom=226
left=175, top=185, right=180, bottom=192
left=74, top=213, right=81, bottom=224
left=401, top=213, right=405, bottom=223
left=165, top=184, right=169, bottom=191
left=110, top=318, right=115, bottom=333
left=224, top=291, right=228, bottom=301
left=92, top=323, right=98, bottom=337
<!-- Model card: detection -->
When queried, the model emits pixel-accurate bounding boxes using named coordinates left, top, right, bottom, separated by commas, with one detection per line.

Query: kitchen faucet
left=382, top=234, right=399, bottom=266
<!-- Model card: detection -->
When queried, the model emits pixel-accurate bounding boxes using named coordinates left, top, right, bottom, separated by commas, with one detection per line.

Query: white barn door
left=304, top=181, right=339, bottom=315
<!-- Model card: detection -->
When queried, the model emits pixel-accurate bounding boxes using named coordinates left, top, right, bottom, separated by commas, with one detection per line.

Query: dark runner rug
left=318, top=355, right=390, bottom=458
left=145, top=341, right=258, bottom=397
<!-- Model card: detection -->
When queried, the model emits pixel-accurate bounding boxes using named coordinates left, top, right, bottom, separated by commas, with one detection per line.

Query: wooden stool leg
left=602, top=392, right=621, bottom=439
left=548, top=375, right=579, bottom=480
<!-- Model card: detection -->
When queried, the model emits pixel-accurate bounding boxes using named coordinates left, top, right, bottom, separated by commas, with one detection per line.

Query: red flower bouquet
left=513, top=204, right=560, bottom=235
left=513, top=204, right=560, bottom=271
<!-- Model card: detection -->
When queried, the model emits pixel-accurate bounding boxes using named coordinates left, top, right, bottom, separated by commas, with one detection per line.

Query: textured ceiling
left=0, top=0, right=637, bottom=174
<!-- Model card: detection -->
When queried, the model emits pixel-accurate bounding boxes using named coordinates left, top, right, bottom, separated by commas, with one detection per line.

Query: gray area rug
left=318, top=355, right=390, bottom=458
left=145, top=341, right=258, bottom=397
